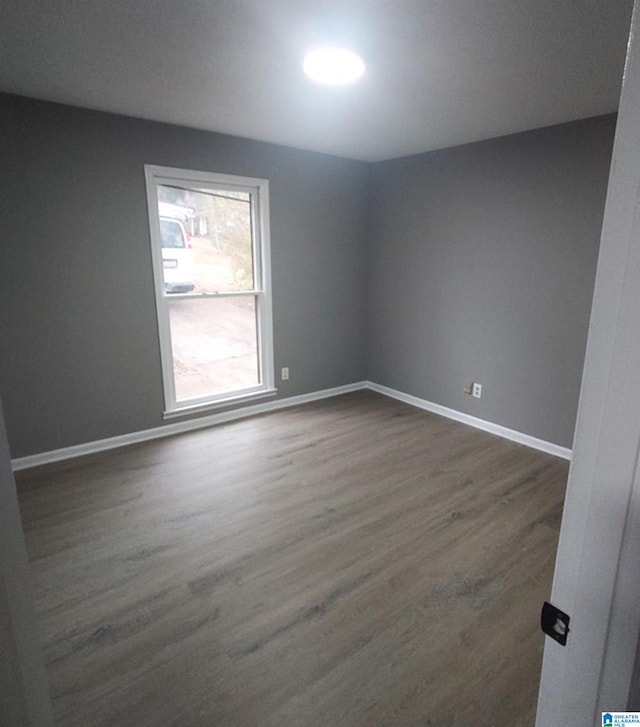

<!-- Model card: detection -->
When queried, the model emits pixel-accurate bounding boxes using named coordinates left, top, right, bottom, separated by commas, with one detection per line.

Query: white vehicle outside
left=160, top=216, right=194, bottom=293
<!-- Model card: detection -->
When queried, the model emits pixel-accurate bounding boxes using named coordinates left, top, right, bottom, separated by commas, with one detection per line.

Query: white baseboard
left=11, top=382, right=368, bottom=471
left=366, top=381, right=572, bottom=460
left=11, top=379, right=571, bottom=470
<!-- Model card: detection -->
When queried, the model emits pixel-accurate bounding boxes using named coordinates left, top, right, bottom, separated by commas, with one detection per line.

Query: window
left=145, top=165, right=274, bottom=417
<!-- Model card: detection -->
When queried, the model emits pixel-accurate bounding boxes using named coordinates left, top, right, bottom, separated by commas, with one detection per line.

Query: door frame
left=536, top=2, right=640, bottom=722
left=0, top=395, right=53, bottom=725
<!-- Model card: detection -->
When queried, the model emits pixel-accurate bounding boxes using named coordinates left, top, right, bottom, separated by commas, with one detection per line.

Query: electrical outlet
left=464, top=379, right=473, bottom=395
left=472, top=382, right=482, bottom=399
left=281, top=367, right=289, bottom=381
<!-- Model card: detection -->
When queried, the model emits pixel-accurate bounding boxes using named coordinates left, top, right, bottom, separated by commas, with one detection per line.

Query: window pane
left=147, top=165, right=273, bottom=414
left=167, top=296, right=259, bottom=402
left=158, top=185, right=254, bottom=293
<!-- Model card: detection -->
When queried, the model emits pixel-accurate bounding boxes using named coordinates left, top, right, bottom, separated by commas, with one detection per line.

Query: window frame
left=144, top=164, right=275, bottom=418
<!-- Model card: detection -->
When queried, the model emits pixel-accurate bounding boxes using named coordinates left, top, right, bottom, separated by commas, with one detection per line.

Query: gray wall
left=367, top=116, right=617, bottom=448
left=0, top=94, right=616, bottom=457
left=0, top=94, right=369, bottom=458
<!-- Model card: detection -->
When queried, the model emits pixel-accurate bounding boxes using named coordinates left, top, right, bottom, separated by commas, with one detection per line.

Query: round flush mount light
left=303, top=47, right=365, bottom=85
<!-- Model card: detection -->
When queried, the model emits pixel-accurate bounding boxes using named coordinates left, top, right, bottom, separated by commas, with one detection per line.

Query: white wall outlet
left=464, top=379, right=473, bottom=395
left=472, top=382, right=482, bottom=398
left=281, top=367, right=289, bottom=381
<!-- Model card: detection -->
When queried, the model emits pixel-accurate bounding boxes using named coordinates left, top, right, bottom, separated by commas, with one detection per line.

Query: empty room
left=2, top=1, right=640, bottom=725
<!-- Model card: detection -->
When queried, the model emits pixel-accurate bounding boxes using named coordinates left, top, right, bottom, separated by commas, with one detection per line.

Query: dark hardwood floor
left=15, top=390, right=568, bottom=726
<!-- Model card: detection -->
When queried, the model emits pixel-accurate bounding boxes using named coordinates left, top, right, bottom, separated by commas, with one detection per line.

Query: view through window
left=145, top=166, right=274, bottom=414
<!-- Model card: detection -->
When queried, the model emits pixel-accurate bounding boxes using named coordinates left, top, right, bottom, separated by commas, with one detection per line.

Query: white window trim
left=144, top=165, right=275, bottom=418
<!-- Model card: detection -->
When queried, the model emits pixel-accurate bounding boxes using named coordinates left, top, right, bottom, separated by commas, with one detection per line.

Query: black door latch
left=541, top=601, right=570, bottom=646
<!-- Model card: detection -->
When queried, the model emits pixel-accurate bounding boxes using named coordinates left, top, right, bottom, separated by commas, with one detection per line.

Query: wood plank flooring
left=15, top=390, right=568, bottom=726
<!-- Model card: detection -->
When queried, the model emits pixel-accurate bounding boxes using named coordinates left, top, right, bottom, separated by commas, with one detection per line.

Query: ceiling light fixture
left=303, top=47, right=365, bottom=85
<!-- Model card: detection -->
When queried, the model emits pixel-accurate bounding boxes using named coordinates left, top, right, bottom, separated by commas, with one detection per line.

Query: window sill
left=162, top=387, right=278, bottom=420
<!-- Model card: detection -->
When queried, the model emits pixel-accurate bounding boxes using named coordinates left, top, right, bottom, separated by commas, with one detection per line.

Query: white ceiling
left=0, top=0, right=633, bottom=162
